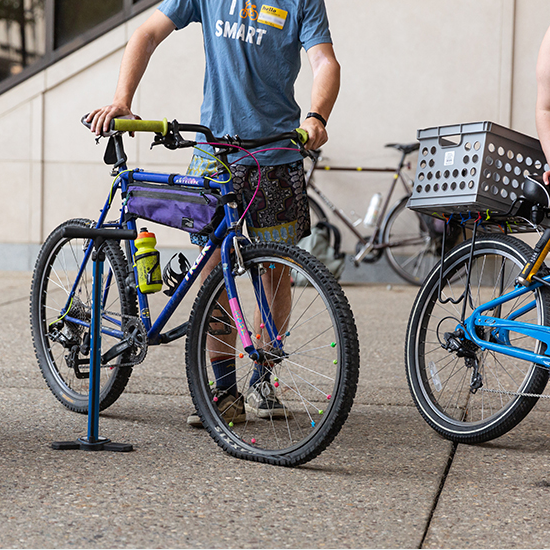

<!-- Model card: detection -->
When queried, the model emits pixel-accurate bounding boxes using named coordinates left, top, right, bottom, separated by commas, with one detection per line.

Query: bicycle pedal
left=162, top=252, right=191, bottom=296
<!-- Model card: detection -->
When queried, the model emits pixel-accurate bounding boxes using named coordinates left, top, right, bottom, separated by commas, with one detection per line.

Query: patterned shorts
left=187, top=155, right=311, bottom=246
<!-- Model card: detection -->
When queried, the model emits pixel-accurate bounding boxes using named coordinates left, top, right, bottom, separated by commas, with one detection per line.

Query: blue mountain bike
left=29, top=117, right=360, bottom=466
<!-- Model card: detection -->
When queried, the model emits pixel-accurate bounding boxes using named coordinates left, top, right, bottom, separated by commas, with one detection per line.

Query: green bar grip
left=295, top=128, right=309, bottom=144
left=113, top=118, right=169, bottom=135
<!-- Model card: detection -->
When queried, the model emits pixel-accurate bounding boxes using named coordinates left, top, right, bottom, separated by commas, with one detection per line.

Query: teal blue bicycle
left=29, top=117, right=360, bottom=466
left=405, top=175, right=550, bottom=444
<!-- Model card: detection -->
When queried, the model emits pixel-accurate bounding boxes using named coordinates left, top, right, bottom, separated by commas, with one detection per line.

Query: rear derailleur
left=442, top=328, right=483, bottom=393
left=48, top=319, right=91, bottom=379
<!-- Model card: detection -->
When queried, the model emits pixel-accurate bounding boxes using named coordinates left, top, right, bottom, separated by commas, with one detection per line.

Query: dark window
left=0, top=0, right=46, bottom=82
left=0, top=0, right=158, bottom=93
left=54, top=0, right=123, bottom=49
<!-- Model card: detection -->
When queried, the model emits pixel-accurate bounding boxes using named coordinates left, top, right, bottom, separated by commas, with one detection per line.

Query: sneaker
left=187, top=389, right=246, bottom=428
left=245, top=380, right=287, bottom=419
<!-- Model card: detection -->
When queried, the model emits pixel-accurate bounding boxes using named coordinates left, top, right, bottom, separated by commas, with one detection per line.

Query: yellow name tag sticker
left=258, top=5, right=288, bottom=30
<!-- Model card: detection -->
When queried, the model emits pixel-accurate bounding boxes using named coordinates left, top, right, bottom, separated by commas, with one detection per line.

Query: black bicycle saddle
left=384, top=142, right=420, bottom=155
left=522, top=174, right=550, bottom=208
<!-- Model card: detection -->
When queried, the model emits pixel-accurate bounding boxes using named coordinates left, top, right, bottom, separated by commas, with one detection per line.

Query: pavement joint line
left=418, top=440, right=458, bottom=549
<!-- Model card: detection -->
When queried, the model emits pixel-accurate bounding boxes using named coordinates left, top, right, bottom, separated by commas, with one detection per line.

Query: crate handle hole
left=439, top=135, right=461, bottom=147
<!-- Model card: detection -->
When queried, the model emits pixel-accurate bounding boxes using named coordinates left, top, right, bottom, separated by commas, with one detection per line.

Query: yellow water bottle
left=134, top=228, right=162, bottom=294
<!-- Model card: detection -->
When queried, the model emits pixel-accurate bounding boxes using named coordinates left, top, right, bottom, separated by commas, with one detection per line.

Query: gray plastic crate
left=408, top=121, right=549, bottom=216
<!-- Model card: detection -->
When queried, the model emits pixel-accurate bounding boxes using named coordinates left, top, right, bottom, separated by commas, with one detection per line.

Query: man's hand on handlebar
left=544, top=170, right=550, bottom=186
left=86, top=104, right=139, bottom=136
left=299, top=117, right=327, bottom=151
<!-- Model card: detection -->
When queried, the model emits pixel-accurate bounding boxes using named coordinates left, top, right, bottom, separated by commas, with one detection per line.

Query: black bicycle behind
left=305, top=143, right=462, bottom=285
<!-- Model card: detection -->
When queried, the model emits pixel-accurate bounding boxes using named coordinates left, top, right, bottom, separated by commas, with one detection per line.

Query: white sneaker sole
left=188, top=411, right=247, bottom=427
left=245, top=402, right=287, bottom=419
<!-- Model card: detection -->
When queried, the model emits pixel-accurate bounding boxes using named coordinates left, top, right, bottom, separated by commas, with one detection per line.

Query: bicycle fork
left=220, top=235, right=284, bottom=363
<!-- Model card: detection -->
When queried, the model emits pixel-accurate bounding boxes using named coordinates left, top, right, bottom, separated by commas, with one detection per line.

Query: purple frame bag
left=125, top=181, right=221, bottom=234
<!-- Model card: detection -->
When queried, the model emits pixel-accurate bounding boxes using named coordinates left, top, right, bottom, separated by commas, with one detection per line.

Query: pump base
left=52, top=436, right=133, bottom=452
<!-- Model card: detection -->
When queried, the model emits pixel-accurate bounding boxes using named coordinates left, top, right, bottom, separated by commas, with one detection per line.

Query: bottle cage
left=162, top=252, right=191, bottom=297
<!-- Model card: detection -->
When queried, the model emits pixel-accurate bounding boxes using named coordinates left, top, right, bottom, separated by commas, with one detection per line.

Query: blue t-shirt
left=157, top=0, right=332, bottom=165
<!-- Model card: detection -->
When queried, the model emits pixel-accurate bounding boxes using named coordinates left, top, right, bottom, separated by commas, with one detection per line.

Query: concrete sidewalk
left=1, top=271, right=550, bottom=549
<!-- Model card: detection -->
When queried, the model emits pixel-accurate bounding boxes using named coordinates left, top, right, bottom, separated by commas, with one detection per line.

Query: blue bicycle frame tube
left=120, top=170, right=220, bottom=337
left=61, top=176, right=125, bottom=327
left=61, top=164, right=257, bottom=349
left=464, top=277, right=550, bottom=368
left=146, top=226, right=223, bottom=344
left=144, top=171, right=236, bottom=341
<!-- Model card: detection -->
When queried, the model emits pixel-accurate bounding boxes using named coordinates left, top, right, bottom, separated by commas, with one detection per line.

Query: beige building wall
left=1, top=0, right=550, bottom=268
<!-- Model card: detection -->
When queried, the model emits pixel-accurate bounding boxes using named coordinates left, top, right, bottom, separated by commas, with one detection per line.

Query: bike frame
left=461, top=276, right=550, bottom=369
left=59, top=143, right=282, bottom=362
left=306, top=149, right=427, bottom=263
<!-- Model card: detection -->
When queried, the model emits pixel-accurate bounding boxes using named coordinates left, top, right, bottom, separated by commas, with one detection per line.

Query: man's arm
left=87, top=9, right=176, bottom=135
left=300, top=43, right=341, bottom=150
left=536, top=25, right=550, bottom=184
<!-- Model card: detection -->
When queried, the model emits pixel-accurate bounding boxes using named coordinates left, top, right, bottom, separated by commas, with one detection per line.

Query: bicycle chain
left=480, top=387, right=550, bottom=399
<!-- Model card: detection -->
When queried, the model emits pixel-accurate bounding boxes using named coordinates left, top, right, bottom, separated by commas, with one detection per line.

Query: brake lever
left=291, top=128, right=314, bottom=159
left=300, top=148, right=316, bottom=160
left=150, top=134, right=169, bottom=149
left=150, top=130, right=196, bottom=150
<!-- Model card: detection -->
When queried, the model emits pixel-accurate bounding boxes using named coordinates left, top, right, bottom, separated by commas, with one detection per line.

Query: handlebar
left=82, top=115, right=309, bottom=151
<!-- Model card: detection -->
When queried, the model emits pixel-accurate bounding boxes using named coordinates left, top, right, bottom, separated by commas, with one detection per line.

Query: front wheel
left=405, top=234, right=550, bottom=443
left=185, top=242, right=360, bottom=466
left=30, top=218, right=138, bottom=413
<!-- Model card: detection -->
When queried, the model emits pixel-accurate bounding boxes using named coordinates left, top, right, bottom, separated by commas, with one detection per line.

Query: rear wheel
left=383, top=197, right=443, bottom=285
left=186, top=241, right=360, bottom=466
left=30, top=218, right=137, bottom=413
left=405, top=234, right=550, bottom=443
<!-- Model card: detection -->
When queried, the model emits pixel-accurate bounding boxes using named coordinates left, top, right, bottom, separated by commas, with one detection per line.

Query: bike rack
left=52, top=226, right=137, bottom=453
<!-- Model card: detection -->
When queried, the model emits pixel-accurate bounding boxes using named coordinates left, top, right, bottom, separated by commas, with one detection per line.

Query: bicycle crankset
left=101, top=316, right=148, bottom=367
left=355, top=238, right=383, bottom=263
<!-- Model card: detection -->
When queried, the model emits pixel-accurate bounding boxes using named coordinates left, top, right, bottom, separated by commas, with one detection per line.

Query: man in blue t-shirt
left=88, top=0, right=340, bottom=425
